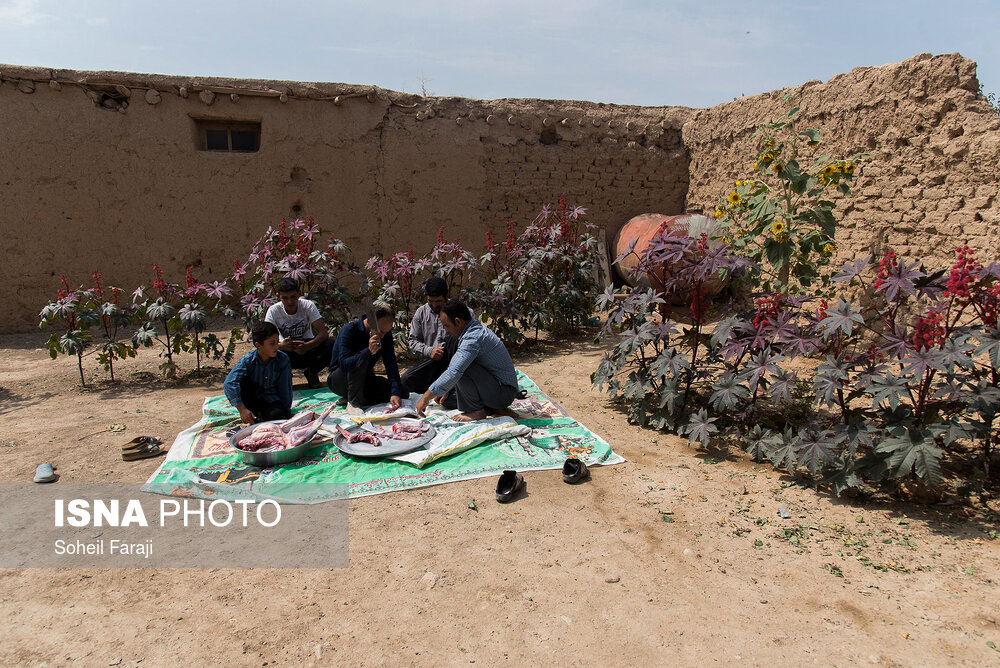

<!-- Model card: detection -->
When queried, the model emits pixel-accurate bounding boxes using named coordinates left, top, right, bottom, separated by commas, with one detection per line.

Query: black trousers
left=239, top=381, right=292, bottom=423
left=285, top=339, right=334, bottom=373
left=401, top=335, right=459, bottom=409
left=327, top=356, right=392, bottom=407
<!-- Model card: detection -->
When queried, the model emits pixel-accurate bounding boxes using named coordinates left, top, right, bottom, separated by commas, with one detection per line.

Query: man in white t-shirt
left=263, top=278, right=333, bottom=388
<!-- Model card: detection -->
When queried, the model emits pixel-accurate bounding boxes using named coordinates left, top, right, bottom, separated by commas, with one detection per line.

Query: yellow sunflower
left=735, top=229, right=745, bottom=238
left=823, top=165, right=837, bottom=178
left=727, top=192, right=742, bottom=206
left=753, top=161, right=759, bottom=170
left=713, top=206, right=726, bottom=219
left=843, top=162, right=856, bottom=175
left=771, top=221, right=785, bottom=235
left=722, top=235, right=731, bottom=244
left=771, top=162, right=785, bottom=175
left=823, top=243, right=835, bottom=254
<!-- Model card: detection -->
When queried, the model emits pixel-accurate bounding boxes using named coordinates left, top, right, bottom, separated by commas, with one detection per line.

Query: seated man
left=328, top=305, right=403, bottom=410
left=223, top=321, right=293, bottom=424
left=264, top=277, right=333, bottom=388
left=415, top=300, right=519, bottom=422
left=401, top=276, right=460, bottom=409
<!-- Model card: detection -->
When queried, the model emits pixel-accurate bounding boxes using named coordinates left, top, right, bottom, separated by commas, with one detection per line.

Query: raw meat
left=335, top=423, right=381, bottom=447
left=237, top=423, right=288, bottom=452
left=236, top=406, right=333, bottom=453
left=280, top=410, right=316, bottom=431
left=390, top=420, right=431, bottom=440
left=285, top=405, right=334, bottom=447
left=361, top=420, right=391, bottom=437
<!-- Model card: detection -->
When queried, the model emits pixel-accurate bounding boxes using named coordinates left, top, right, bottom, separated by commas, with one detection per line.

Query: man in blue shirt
left=415, top=300, right=519, bottom=422
left=223, top=322, right=293, bottom=424
left=328, top=305, right=404, bottom=409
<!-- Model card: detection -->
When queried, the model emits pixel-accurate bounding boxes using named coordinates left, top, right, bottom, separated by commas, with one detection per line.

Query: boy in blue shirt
left=224, top=322, right=293, bottom=424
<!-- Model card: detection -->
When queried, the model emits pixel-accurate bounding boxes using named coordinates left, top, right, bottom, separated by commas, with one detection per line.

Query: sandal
left=122, top=443, right=168, bottom=462
left=122, top=436, right=162, bottom=452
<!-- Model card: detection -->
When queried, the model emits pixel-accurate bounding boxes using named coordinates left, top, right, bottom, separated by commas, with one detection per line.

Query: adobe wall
left=0, top=66, right=693, bottom=333
left=2, top=53, right=998, bottom=333
left=683, top=53, right=1000, bottom=269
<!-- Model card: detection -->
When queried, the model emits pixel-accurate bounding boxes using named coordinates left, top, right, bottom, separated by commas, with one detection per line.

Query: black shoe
left=304, top=369, right=321, bottom=389
left=495, top=470, right=525, bottom=503
left=562, top=458, right=590, bottom=484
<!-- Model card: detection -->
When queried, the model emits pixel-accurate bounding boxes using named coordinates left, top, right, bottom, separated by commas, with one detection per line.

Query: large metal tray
left=229, top=420, right=320, bottom=468
left=334, top=418, right=436, bottom=457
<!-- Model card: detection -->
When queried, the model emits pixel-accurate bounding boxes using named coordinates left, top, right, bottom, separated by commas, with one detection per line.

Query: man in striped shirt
left=415, top=300, right=519, bottom=422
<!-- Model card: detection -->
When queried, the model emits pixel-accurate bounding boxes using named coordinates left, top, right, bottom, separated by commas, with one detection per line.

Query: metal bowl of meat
left=229, top=407, right=333, bottom=468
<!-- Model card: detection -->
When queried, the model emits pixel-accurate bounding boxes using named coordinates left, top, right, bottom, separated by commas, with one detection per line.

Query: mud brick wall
left=683, top=53, right=1000, bottom=269
left=0, top=65, right=692, bottom=332
left=2, top=53, right=998, bottom=332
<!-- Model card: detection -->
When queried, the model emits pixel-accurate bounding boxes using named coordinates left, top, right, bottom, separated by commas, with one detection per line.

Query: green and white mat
left=142, top=371, right=624, bottom=503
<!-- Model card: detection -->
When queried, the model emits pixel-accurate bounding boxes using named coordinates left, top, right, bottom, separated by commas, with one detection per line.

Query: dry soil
left=1, top=327, right=998, bottom=667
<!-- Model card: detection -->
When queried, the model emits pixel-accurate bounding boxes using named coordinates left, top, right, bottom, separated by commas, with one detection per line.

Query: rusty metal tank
left=613, top=213, right=727, bottom=296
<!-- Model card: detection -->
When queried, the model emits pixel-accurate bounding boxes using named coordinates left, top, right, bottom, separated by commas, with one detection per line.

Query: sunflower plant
left=713, top=101, right=863, bottom=294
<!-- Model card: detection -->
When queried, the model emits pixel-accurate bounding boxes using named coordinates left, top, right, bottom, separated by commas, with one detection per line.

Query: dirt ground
left=1, top=326, right=998, bottom=667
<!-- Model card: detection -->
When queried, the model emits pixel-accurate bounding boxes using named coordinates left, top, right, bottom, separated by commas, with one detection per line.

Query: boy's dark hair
left=441, top=300, right=472, bottom=323
left=276, top=278, right=300, bottom=294
left=251, top=321, right=280, bottom=345
left=423, top=276, right=449, bottom=298
left=374, top=305, right=396, bottom=321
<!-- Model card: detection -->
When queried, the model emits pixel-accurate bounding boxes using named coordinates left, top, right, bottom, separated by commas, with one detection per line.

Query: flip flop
left=122, top=436, right=162, bottom=452
left=122, top=443, right=168, bottom=462
left=34, top=462, right=57, bottom=483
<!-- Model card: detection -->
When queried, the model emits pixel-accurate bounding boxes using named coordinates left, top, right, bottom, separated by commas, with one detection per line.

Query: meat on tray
left=236, top=405, right=333, bottom=453
left=336, top=423, right=382, bottom=447
left=390, top=421, right=431, bottom=440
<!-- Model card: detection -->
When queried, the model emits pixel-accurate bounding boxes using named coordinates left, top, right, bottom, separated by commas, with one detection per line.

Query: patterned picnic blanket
left=141, top=371, right=624, bottom=503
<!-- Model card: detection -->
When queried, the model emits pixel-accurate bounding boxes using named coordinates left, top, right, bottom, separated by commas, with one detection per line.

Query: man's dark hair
left=441, top=300, right=472, bottom=324
left=251, top=321, right=280, bottom=344
left=276, top=278, right=300, bottom=294
left=374, top=305, right=396, bottom=321
left=423, top=276, right=448, bottom=298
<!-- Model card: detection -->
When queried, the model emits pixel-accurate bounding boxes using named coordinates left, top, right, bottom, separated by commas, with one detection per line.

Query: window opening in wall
left=195, top=120, right=261, bottom=152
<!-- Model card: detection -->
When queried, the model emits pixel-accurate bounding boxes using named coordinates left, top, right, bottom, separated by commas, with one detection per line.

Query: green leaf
left=876, top=427, right=943, bottom=485
left=787, top=106, right=800, bottom=118
left=681, top=409, right=718, bottom=448
left=764, top=239, right=794, bottom=270
left=60, top=330, right=90, bottom=356
left=794, top=430, right=843, bottom=473
left=798, top=128, right=821, bottom=145
left=976, top=327, right=1000, bottom=368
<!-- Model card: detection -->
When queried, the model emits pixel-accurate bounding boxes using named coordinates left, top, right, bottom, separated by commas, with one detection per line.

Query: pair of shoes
left=562, top=458, right=590, bottom=483
left=34, top=463, right=57, bottom=483
left=122, top=442, right=168, bottom=462
left=495, top=470, right=525, bottom=503
left=304, top=369, right=322, bottom=389
left=123, top=436, right=161, bottom=452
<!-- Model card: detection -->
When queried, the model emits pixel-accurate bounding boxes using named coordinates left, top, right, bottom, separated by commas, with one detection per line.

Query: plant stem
left=77, top=351, right=86, bottom=387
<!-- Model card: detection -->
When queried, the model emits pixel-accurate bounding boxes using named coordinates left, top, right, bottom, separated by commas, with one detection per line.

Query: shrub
left=713, top=102, right=863, bottom=294
left=231, top=216, right=358, bottom=328
left=39, top=275, right=100, bottom=386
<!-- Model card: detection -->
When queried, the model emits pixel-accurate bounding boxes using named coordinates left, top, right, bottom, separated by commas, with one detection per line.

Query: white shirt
left=264, top=298, right=322, bottom=342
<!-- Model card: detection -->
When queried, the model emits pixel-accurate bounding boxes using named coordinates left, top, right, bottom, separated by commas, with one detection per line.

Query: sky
left=0, top=0, right=997, bottom=108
